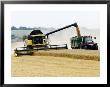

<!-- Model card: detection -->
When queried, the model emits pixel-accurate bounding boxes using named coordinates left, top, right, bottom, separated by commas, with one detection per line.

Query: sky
left=11, top=11, right=100, bottom=29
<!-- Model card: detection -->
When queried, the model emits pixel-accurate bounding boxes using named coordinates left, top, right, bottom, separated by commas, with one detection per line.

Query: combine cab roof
left=30, top=30, right=43, bottom=35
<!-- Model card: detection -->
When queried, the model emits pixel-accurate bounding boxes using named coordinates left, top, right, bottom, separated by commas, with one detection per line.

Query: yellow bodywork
left=24, top=35, right=48, bottom=47
left=25, top=39, right=32, bottom=46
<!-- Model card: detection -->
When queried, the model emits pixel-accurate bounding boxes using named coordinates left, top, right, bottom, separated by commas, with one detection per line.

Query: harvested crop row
left=33, top=49, right=99, bottom=61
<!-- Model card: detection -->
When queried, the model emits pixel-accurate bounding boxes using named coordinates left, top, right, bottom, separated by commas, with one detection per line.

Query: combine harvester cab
left=24, top=30, right=48, bottom=48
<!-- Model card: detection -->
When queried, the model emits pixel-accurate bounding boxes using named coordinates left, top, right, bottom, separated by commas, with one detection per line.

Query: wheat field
left=11, top=44, right=100, bottom=77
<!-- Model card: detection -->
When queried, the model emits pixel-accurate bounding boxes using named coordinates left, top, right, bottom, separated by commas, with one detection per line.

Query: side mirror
left=94, top=37, right=96, bottom=39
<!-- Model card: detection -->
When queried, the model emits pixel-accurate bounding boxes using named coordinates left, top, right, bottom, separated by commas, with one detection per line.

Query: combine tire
left=27, top=46, right=34, bottom=55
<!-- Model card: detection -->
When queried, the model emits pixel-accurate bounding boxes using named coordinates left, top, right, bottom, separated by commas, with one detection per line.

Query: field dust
left=11, top=42, right=100, bottom=77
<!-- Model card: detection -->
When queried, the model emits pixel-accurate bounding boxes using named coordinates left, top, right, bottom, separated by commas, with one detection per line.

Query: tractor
left=70, top=23, right=98, bottom=50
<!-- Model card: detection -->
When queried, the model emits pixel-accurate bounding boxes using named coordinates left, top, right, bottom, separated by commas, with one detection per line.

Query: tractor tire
left=94, top=46, right=98, bottom=50
left=84, top=46, right=88, bottom=49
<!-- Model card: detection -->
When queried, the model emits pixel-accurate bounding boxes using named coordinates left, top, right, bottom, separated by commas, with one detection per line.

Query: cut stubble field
left=11, top=42, right=100, bottom=77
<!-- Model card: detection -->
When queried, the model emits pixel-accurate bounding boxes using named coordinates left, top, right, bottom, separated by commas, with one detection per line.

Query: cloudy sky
left=11, top=11, right=99, bottom=29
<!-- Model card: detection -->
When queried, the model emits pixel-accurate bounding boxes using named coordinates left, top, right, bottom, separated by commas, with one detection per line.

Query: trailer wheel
left=80, top=45, right=83, bottom=49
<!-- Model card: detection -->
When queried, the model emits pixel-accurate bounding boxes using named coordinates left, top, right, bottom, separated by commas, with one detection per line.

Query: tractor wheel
left=94, top=45, right=98, bottom=50
left=84, top=46, right=88, bottom=49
